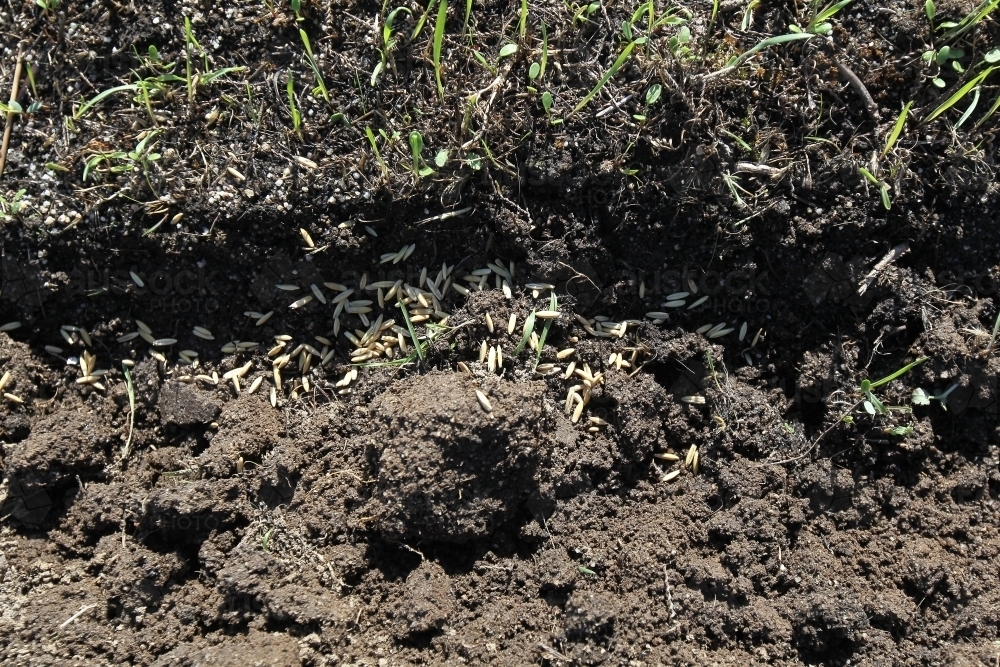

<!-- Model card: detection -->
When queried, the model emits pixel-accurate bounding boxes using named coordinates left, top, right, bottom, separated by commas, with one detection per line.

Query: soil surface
left=1, top=0, right=999, bottom=664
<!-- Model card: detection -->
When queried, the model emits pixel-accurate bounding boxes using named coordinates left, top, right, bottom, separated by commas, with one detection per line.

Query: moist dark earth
left=1, top=0, right=1000, bottom=664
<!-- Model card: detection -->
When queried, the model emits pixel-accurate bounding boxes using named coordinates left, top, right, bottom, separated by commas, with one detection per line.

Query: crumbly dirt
left=1, top=0, right=1000, bottom=664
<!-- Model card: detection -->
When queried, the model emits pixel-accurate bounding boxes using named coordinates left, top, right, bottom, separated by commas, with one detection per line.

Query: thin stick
left=858, top=242, right=909, bottom=296
left=0, top=46, right=25, bottom=180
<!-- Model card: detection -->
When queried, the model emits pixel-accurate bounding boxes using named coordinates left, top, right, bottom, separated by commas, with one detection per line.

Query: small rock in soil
left=0, top=551, right=7, bottom=582
left=157, top=381, right=220, bottom=427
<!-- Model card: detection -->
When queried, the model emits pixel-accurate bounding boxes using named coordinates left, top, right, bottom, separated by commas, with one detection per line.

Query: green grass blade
left=518, top=0, right=528, bottom=39
left=534, top=294, right=557, bottom=369
left=74, top=84, right=138, bottom=119
left=870, top=356, right=928, bottom=389
left=433, top=0, right=447, bottom=100
left=199, top=66, right=246, bottom=86
left=923, top=67, right=995, bottom=123
left=573, top=40, right=638, bottom=114
left=462, top=0, right=472, bottom=36
left=411, top=0, right=441, bottom=42
left=814, top=0, right=853, bottom=24
left=733, top=32, right=813, bottom=68
left=515, top=311, right=536, bottom=354
left=882, top=100, right=913, bottom=156
left=974, top=90, right=1000, bottom=128
left=539, top=23, right=548, bottom=79
left=955, top=85, right=981, bottom=127
left=399, top=299, right=426, bottom=366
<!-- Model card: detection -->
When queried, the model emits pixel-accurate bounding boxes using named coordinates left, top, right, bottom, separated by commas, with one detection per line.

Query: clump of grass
left=433, top=0, right=447, bottom=100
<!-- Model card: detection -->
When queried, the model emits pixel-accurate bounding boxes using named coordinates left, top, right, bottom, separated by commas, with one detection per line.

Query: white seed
left=688, top=295, right=709, bottom=309
left=310, top=284, right=327, bottom=304
left=136, top=320, right=152, bottom=335
left=662, top=470, right=680, bottom=482
left=150, top=351, right=167, bottom=363
left=485, top=313, right=494, bottom=333
left=457, top=361, right=471, bottom=374
left=0, top=321, right=21, bottom=332
left=507, top=314, right=516, bottom=334
left=181, top=349, right=199, bottom=358
left=479, top=340, right=488, bottom=363
left=221, top=342, right=238, bottom=354
left=681, top=395, right=706, bottom=404
left=655, top=452, right=680, bottom=462
left=300, top=228, right=315, bottom=248
left=0, top=371, right=8, bottom=391
left=667, top=292, right=689, bottom=300
left=685, top=444, right=698, bottom=467
left=324, top=282, right=348, bottom=292
left=79, top=330, right=93, bottom=347
left=752, top=329, right=762, bottom=347
left=639, top=281, right=645, bottom=299
left=332, top=289, right=353, bottom=304
left=289, top=295, right=314, bottom=309
left=365, top=225, right=377, bottom=237
left=227, top=166, right=246, bottom=181
left=502, top=281, right=512, bottom=299
left=117, top=332, right=140, bottom=342
left=295, top=155, right=318, bottom=169
left=535, top=310, right=561, bottom=319
left=696, top=324, right=714, bottom=334
left=475, top=389, right=493, bottom=413
left=302, top=376, right=311, bottom=392
left=525, top=282, right=554, bottom=290
left=709, top=327, right=735, bottom=339
left=564, top=361, right=576, bottom=380
left=122, top=360, right=136, bottom=368
left=646, top=312, right=670, bottom=319
left=488, top=346, right=497, bottom=373
left=571, top=398, right=584, bottom=424
left=739, top=322, right=749, bottom=341
left=237, top=341, right=260, bottom=350
left=130, top=271, right=144, bottom=287
left=193, top=326, right=214, bottom=340
left=256, top=311, right=274, bottom=326
left=4, top=392, right=23, bottom=404
left=153, top=338, right=177, bottom=347
left=270, top=386, right=277, bottom=407
left=248, top=376, right=263, bottom=394
left=452, top=282, right=470, bottom=296
left=589, top=416, right=608, bottom=426
left=45, top=345, right=63, bottom=355
left=665, top=300, right=686, bottom=308
left=276, top=284, right=300, bottom=292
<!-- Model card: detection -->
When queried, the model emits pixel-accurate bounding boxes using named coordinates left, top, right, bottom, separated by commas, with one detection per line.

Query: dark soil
left=1, top=0, right=1000, bottom=664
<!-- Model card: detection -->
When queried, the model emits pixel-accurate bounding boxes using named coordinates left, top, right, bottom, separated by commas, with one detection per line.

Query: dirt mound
left=366, top=372, right=551, bottom=543
left=2, top=411, right=113, bottom=528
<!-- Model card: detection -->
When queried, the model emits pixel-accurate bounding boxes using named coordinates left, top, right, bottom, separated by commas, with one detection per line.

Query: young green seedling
left=789, top=0, right=852, bottom=36
left=535, top=293, right=557, bottom=370
left=515, top=311, right=536, bottom=354
left=859, top=356, right=928, bottom=415
left=286, top=72, right=303, bottom=140
left=858, top=166, right=891, bottom=210
left=408, top=131, right=435, bottom=178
